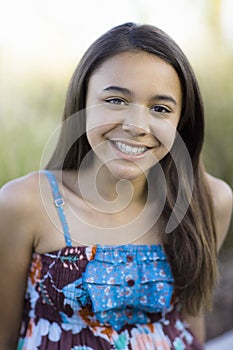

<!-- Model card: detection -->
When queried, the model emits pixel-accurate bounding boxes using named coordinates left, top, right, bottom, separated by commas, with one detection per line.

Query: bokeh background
left=0, top=0, right=232, bottom=340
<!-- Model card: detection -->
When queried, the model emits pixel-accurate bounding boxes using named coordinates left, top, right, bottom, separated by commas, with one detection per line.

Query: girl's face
left=86, top=51, right=182, bottom=180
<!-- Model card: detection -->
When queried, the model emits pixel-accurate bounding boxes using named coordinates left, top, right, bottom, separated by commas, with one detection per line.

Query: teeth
left=113, top=141, right=147, bottom=155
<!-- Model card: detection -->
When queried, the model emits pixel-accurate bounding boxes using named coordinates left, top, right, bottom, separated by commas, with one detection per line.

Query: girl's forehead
left=88, top=51, right=182, bottom=102
left=96, top=50, right=171, bottom=73
left=90, top=51, right=179, bottom=83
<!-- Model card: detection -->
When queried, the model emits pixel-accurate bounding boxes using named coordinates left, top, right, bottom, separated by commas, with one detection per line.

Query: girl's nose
left=122, top=105, right=150, bottom=137
left=122, top=123, right=147, bottom=137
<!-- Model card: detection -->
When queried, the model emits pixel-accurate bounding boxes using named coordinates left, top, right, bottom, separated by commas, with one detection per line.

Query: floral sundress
left=17, top=171, right=204, bottom=350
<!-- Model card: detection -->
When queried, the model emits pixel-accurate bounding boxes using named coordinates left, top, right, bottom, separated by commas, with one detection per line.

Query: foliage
left=0, top=75, right=65, bottom=185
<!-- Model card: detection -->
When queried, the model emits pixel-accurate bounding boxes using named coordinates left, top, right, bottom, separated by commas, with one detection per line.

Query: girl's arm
left=0, top=177, right=37, bottom=349
left=183, top=311, right=205, bottom=343
left=184, top=174, right=233, bottom=343
left=206, top=174, right=233, bottom=251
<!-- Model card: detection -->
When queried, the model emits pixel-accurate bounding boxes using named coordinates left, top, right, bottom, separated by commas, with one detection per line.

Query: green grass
left=0, top=117, right=56, bottom=185
left=0, top=74, right=65, bottom=186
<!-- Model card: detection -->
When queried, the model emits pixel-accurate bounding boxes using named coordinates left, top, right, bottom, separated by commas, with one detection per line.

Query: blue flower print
left=62, top=277, right=89, bottom=311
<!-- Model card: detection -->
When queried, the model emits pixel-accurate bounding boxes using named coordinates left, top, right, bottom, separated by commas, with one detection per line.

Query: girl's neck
left=60, top=166, right=163, bottom=245
left=77, top=160, right=148, bottom=212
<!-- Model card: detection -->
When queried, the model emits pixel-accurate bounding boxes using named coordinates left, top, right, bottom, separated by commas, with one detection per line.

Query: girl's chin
left=104, top=161, right=150, bottom=181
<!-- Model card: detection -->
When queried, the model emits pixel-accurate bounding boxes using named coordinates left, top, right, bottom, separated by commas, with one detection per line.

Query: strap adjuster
left=54, top=197, right=65, bottom=207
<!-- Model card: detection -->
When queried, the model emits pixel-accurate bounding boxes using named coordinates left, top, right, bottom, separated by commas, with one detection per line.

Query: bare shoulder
left=0, top=172, right=43, bottom=248
left=205, top=173, right=233, bottom=250
left=205, top=173, right=233, bottom=213
left=0, top=171, right=41, bottom=212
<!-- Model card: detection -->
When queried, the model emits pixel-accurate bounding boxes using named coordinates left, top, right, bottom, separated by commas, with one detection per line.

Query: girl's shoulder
left=0, top=171, right=41, bottom=210
left=205, top=172, right=233, bottom=250
left=0, top=172, right=46, bottom=237
left=0, top=171, right=44, bottom=255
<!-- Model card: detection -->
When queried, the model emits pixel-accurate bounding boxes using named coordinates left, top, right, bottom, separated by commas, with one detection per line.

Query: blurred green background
left=0, top=0, right=232, bottom=340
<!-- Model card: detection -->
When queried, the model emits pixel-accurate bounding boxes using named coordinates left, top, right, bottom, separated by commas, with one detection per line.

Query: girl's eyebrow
left=102, top=86, right=133, bottom=96
left=152, top=95, right=177, bottom=106
left=102, top=85, right=177, bottom=105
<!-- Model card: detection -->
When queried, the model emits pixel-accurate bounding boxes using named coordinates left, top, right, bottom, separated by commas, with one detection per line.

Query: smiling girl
left=0, top=22, right=232, bottom=350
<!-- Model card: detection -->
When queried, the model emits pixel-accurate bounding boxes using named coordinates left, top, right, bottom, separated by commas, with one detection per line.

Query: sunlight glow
left=0, top=0, right=204, bottom=71
left=0, top=0, right=232, bottom=76
left=222, top=0, right=233, bottom=44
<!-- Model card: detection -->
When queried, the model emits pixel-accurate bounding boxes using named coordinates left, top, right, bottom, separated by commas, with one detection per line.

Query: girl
left=0, top=22, right=232, bottom=350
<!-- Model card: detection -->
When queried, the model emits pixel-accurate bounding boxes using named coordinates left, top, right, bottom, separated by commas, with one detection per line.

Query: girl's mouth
left=113, top=141, right=147, bottom=155
left=110, top=140, right=151, bottom=158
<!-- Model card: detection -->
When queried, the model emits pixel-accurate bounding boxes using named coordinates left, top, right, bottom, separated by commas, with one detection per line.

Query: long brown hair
left=47, top=22, right=217, bottom=315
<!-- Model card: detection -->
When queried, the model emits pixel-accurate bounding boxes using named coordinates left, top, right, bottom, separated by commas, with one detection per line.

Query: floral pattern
left=83, top=245, right=174, bottom=330
left=17, top=245, right=204, bottom=350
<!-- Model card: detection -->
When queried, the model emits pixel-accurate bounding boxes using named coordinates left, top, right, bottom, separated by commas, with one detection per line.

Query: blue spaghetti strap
left=42, top=170, right=72, bottom=247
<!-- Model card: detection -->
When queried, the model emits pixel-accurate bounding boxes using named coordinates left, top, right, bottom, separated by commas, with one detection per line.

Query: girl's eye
left=151, top=105, right=171, bottom=114
left=105, top=98, right=127, bottom=105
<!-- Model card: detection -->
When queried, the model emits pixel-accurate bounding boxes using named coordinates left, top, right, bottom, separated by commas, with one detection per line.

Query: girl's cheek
left=86, top=108, right=123, bottom=132
left=151, top=121, right=178, bottom=151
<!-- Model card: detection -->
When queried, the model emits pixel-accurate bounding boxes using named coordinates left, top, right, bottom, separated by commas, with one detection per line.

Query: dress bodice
left=26, top=244, right=174, bottom=331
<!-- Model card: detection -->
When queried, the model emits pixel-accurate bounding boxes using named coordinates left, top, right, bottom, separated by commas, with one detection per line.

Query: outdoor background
left=0, top=0, right=232, bottom=340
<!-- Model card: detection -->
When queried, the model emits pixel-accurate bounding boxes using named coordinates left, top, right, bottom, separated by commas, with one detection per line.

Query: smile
left=111, top=141, right=148, bottom=155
